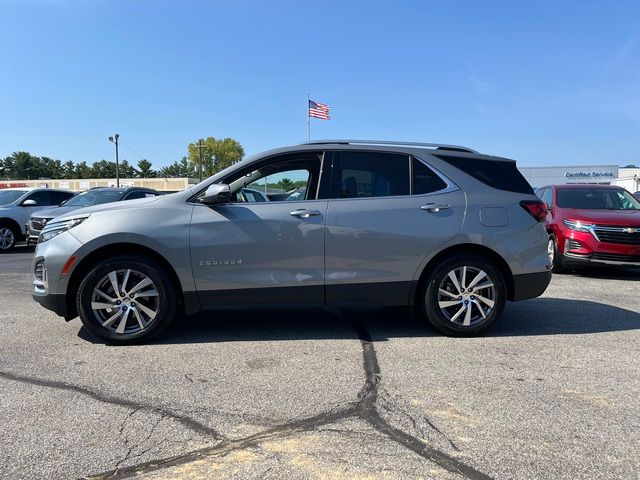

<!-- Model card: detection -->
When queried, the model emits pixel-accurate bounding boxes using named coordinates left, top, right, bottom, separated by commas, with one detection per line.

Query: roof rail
left=300, top=139, right=479, bottom=154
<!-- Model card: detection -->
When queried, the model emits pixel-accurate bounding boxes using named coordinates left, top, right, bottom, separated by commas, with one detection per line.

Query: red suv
left=537, top=185, right=640, bottom=271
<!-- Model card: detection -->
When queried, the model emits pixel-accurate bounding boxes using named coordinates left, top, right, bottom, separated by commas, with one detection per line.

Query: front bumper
left=26, top=224, right=42, bottom=246
left=31, top=231, right=84, bottom=320
left=558, top=227, right=640, bottom=267
left=33, top=292, right=70, bottom=318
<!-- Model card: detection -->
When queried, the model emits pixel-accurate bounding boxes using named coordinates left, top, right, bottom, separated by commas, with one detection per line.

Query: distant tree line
left=0, top=137, right=244, bottom=180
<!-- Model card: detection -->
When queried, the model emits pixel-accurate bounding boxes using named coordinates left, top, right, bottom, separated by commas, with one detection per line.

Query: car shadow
left=78, top=297, right=640, bottom=344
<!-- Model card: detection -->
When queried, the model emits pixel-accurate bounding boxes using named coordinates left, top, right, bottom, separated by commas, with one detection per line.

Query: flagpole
left=307, top=92, right=311, bottom=141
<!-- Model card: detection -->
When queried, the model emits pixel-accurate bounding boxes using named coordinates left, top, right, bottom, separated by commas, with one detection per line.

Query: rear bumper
left=32, top=292, right=69, bottom=319
left=511, top=271, right=551, bottom=301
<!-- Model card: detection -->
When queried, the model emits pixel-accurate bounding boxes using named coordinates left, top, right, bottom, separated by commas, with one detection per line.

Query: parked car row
left=535, top=185, right=640, bottom=271
left=0, top=186, right=161, bottom=251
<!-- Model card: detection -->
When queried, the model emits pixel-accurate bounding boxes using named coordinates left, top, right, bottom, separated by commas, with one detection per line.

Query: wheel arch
left=0, top=217, right=24, bottom=240
left=66, top=242, right=185, bottom=320
left=412, top=243, right=515, bottom=305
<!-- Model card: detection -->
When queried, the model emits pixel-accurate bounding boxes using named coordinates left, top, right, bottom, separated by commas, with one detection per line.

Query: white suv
left=0, top=188, right=75, bottom=251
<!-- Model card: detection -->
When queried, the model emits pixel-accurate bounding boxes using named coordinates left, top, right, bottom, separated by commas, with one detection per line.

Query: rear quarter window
left=436, top=155, right=533, bottom=195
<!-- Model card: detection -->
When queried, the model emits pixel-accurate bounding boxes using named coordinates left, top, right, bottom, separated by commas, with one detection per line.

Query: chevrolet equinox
left=32, top=140, right=551, bottom=343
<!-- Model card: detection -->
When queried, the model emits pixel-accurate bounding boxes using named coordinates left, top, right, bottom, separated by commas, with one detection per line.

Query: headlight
left=562, top=219, right=594, bottom=233
left=39, top=217, right=87, bottom=243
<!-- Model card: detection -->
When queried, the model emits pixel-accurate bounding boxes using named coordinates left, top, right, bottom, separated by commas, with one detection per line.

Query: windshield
left=64, top=190, right=123, bottom=207
left=0, top=190, right=28, bottom=205
left=557, top=188, right=640, bottom=210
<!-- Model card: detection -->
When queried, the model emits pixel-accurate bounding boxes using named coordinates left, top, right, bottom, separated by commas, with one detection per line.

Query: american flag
left=308, top=100, right=330, bottom=120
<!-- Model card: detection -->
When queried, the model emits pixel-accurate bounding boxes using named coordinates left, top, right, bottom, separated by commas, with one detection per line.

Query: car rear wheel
left=0, top=225, right=17, bottom=252
left=77, top=255, right=176, bottom=344
left=421, top=254, right=506, bottom=336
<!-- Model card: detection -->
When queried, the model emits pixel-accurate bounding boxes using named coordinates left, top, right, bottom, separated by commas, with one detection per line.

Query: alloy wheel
left=90, top=269, right=160, bottom=335
left=547, top=238, right=555, bottom=265
left=437, top=266, right=496, bottom=327
left=0, top=227, right=15, bottom=250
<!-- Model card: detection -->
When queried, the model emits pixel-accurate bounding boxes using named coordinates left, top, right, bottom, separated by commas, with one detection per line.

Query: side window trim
left=411, top=156, right=460, bottom=196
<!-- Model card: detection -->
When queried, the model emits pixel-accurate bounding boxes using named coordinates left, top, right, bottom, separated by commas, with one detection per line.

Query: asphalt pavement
left=0, top=245, right=638, bottom=479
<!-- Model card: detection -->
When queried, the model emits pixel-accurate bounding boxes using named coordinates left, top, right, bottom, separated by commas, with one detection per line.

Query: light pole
left=108, top=133, right=120, bottom=187
left=198, top=139, right=203, bottom=182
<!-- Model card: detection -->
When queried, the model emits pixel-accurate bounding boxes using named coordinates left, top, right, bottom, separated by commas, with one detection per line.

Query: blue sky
left=0, top=0, right=638, bottom=168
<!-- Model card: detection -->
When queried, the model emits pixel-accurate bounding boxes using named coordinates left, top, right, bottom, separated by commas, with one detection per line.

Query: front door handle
left=290, top=209, right=321, bottom=219
left=421, top=203, right=450, bottom=213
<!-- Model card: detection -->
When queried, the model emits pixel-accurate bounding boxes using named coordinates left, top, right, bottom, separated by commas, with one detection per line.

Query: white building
left=615, top=168, right=640, bottom=193
left=518, top=165, right=619, bottom=189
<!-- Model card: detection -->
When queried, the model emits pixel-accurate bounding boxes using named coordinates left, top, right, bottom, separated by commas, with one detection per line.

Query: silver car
left=32, top=140, right=551, bottom=343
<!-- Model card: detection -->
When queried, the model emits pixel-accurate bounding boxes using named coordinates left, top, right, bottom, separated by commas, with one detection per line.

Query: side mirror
left=21, top=199, right=37, bottom=206
left=199, top=184, right=231, bottom=205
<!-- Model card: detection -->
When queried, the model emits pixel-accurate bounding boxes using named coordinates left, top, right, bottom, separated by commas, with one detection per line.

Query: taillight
left=520, top=200, right=547, bottom=222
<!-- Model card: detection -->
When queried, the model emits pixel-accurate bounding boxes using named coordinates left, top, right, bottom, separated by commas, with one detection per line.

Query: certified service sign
left=565, top=170, right=617, bottom=179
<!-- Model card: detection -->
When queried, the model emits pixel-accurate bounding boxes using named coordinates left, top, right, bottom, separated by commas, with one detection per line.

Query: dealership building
left=519, top=165, right=640, bottom=192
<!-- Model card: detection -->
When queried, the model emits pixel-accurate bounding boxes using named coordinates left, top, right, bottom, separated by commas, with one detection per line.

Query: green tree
left=1, top=155, right=16, bottom=179
left=91, top=160, right=117, bottom=178
left=63, top=161, right=76, bottom=179
left=277, top=178, right=294, bottom=191
left=187, top=137, right=244, bottom=177
left=159, top=156, right=196, bottom=177
left=136, top=159, right=155, bottom=178
left=119, top=159, right=137, bottom=178
left=41, top=157, right=63, bottom=179
left=9, top=151, right=38, bottom=179
left=75, top=161, right=92, bottom=179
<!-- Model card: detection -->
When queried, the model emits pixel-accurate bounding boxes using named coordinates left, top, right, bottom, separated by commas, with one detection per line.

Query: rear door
left=190, top=151, right=328, bottom=306
left=324, top=150, right=466, bottom=305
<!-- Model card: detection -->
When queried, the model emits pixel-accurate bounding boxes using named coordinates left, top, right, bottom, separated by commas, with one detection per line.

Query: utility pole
left=198, top=139, right=203, bottom=182
left=108, top=133, right=120, bottom=187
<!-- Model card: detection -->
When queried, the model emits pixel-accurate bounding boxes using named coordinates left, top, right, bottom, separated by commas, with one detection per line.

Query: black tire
left=421, top=254, right=506, bottom=337
left=76, top=255, right=177, bottom=344
left=549, top=235, right=566, bottom=273
left=0, top=223, right=18, bottom=252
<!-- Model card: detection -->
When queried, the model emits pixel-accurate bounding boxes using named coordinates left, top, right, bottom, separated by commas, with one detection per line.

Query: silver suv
left=32, top=141, right=551, bottom=343
left=0, top=187, right=75, bottom=251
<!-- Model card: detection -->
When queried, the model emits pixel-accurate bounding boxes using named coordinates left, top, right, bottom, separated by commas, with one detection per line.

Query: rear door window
left=331, top=151, right=409, bottom=199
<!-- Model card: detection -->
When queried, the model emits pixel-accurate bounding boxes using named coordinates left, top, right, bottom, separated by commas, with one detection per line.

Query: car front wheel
left=548, top=235, right=566, bottom=273
left=422, top=254, right=506, bottom=336
left=77, top=255, right=176, bottom=343
left=0, top=225, right=17, bottom=252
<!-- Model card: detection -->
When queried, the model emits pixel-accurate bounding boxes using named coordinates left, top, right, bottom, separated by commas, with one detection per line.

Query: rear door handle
left=290, top=209, right=321, bottom=219
left=421, top=203, right=450, bottom=213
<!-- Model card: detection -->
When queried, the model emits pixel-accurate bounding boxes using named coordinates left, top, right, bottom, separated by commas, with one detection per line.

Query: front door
left=190, top=152, right=328, bottom=306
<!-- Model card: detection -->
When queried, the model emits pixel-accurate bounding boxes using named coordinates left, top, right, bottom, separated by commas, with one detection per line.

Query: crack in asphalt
left=78, top=308, right=493, bottom=480
left=0, top=370, right=226, bottom=442
left=112, top=412, right=168, bottom=477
